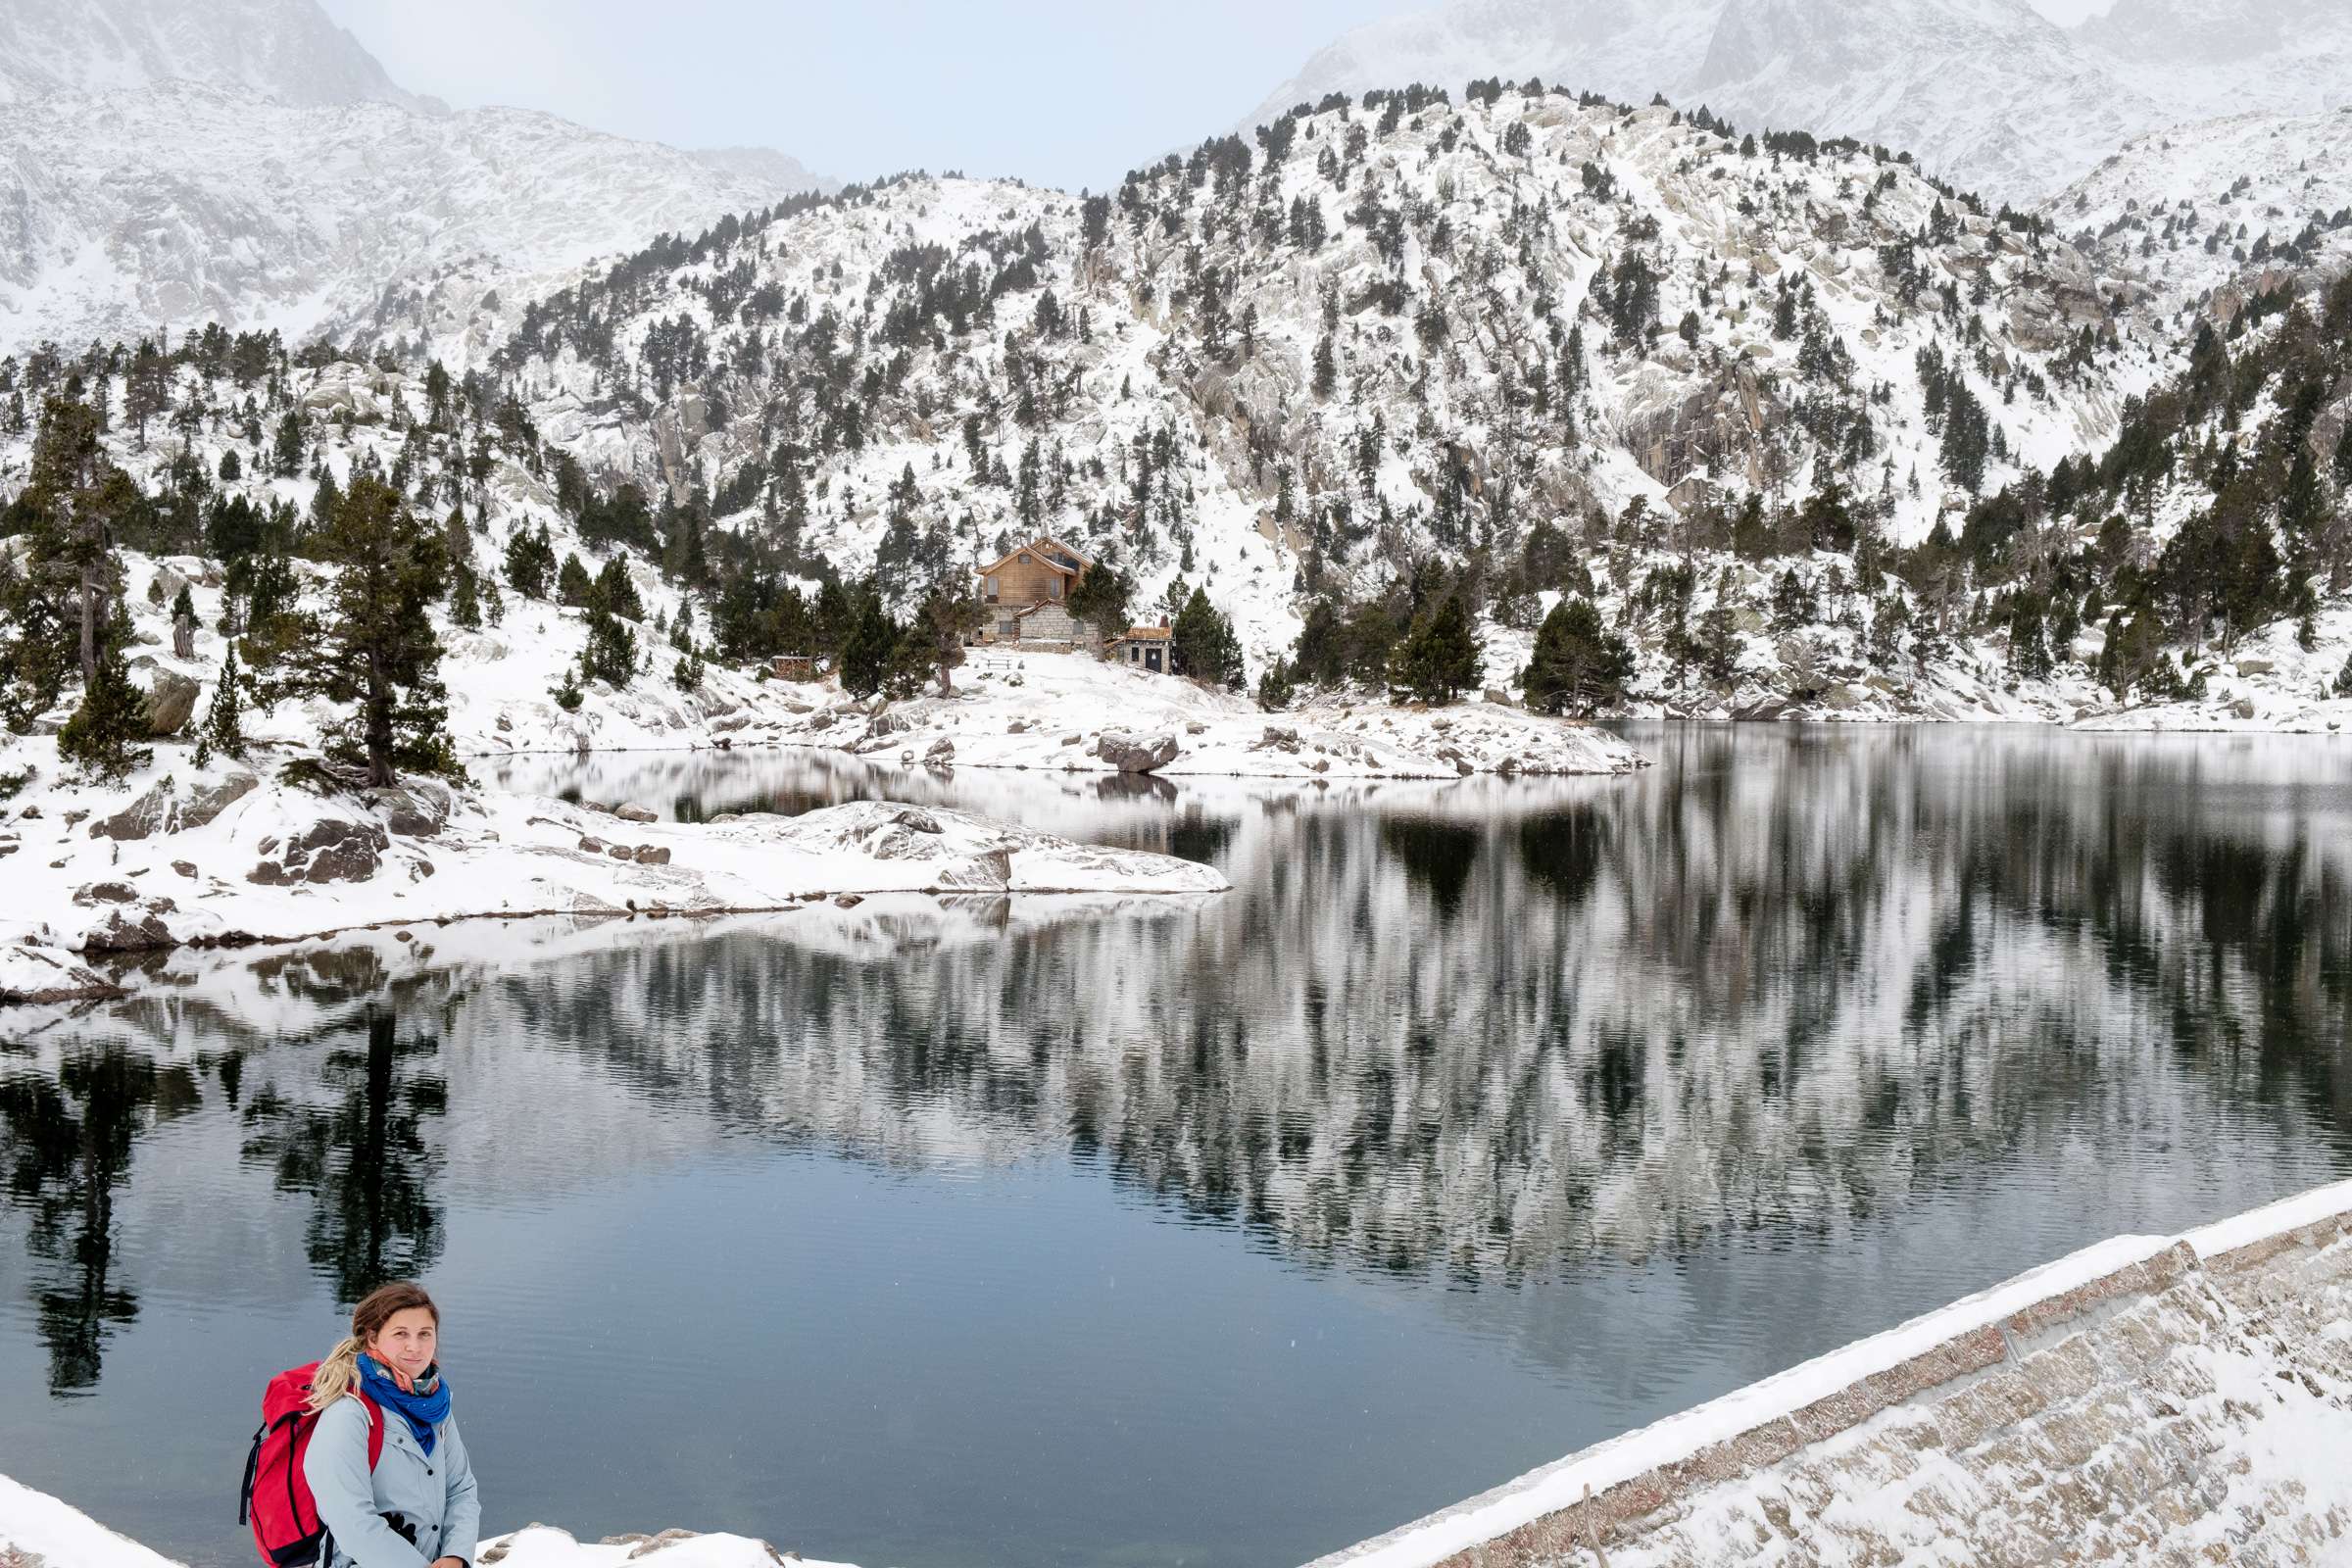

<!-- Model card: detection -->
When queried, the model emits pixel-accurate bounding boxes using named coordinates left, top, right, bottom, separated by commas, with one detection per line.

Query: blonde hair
left=309, top=1281, right=439, bottom=1411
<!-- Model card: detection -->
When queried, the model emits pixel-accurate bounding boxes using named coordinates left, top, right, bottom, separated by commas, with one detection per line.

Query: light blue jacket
left=302, top=1393, right=482, bottom=1568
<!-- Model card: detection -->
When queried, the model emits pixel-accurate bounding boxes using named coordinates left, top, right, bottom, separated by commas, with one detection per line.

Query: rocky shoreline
left=0, top=740, right=1226, bottom=1004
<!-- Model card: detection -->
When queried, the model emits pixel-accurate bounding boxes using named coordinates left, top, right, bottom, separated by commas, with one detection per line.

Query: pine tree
left=580, top=608, right=638, bottom=687
left=838, top=591, right=897, bottom=699
left=192, top=643, right=246, bottom=767
left=284, top=474, right=455, bottom=786
left=912, top=577, right=984, bottom=696
left=1312, top=334, right=1338, bottom=399
left=1699, top=567, right=1744, bottom=684
left=2336, top=651, right=2352, bottom=700
left=1170, top=588, right=1245, bottom=689
left=505, top=524, right=556, bottom=599
left=1387, top=593, right=1483, bottom=704
left=57, top=632, right=153, bottom=784
left=557, top=553, right=592, bottom=607
left=1066, top=564, right=1136, bottom=644
left=450, top=563, right=482, bottom=630
left=552, top=664, right=583, bottom=711
left=1521, top=597, right=1634, bottom=717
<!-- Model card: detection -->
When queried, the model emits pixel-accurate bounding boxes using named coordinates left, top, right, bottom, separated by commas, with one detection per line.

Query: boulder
left=143, top=670, right=202, bottom=735
left=1484, top=688, right=1515, bottom=708
left=74, top=881, right=140, bottom=906
left=89, top=768, right=259, bottom=842
left=247, top=818, right=389, bottom=886
left=925, top=737, right=956, bottom=763
left=632, top=845, right=670, bottom=866
left=81, top=901, right=175, bottom=953
left=615, top=804, right=659, bottom=823
left=1095, top=729, right=1181, bottom=773
left=172, top=613, right=195, bottom=660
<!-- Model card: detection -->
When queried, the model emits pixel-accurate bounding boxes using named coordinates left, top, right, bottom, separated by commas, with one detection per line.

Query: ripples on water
left=3, top=725, right=2349, bottom=1568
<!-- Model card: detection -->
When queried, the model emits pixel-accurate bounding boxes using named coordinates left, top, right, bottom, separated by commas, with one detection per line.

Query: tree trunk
left=366, top=645, right=393, bottom=786
left=77, top=563, right=101, bottom=688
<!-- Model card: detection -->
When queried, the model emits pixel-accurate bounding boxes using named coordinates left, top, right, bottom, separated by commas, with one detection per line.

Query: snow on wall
left=1309, top=1173, right=2352, bottom=1568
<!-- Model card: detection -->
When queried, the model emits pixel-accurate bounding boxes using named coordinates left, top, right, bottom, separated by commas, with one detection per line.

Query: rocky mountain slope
left=0, top=0, right=836, bottom=356
left=493, top=88, right=2151, bottom=676
left=0, top=0, right=416, bottom=108
left=2053, top=105, right=2352, bottom=327
left=1246, top=0, right=2352, bottom=205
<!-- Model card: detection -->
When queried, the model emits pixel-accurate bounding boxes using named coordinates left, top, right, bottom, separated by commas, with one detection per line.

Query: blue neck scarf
left=357, top=1354, right=452, bottom=1455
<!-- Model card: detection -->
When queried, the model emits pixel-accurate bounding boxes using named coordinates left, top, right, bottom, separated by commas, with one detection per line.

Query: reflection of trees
left=0, top=1050, right=198, bottom=1394
left=242, top=1013, right=447, bottom=1304
left=23, top=733, right=2352, bottom=1305
left=464, top=730, right=2352, bottom=1280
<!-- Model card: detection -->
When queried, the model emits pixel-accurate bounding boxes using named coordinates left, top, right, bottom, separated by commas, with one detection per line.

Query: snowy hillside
left=0, top=83, right=834, bottom=359
left=2054, top=106, right=2352, bottom=326
left=0, top=0, right=840, bottom=357
left=496, top=90, right=2149, bottom=679
left=1246, top=0, right=2352, bottom=205
left=0, top=0, right=416, bottom=109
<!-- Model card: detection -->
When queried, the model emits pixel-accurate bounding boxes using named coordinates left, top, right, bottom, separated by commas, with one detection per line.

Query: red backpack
left=238, top=1362, right=384, bottom=1567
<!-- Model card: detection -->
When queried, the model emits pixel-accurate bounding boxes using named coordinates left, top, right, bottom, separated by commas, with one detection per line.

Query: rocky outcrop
left=89, top=769, right=259, bottom=841
left=246, top=818, right=390, bottom=886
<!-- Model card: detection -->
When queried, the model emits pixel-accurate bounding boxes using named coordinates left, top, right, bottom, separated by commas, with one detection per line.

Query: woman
left=304, top=1282, right=481, bottom=1568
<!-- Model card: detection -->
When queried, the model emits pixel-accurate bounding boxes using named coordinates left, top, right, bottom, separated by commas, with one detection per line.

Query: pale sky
left=318, top=0, right=2121, bottom=194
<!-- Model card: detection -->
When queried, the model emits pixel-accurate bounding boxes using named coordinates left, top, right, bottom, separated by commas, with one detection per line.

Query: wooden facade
left=974, top=535, right=1094, bottom=647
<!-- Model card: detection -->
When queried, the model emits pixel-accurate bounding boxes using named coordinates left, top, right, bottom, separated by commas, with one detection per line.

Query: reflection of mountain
left=45, top=733, right=2351, bottom=1298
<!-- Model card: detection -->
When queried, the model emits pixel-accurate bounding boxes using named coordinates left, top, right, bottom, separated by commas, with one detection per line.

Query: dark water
left=5, top=725, right=2352, bottom=1568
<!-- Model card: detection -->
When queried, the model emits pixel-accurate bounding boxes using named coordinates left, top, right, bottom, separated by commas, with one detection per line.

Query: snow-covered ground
left=0, top=1478, right=854, bottom=1568
left=0, top=732, right=1224, bottom=982
left=740, top=649, right=1647, bottom=779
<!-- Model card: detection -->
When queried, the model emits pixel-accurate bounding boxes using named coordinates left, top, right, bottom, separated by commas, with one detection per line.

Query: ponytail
left=308, top=1281, right=439, bottom=1412
left=307, top=1335, right=365, bottom=1412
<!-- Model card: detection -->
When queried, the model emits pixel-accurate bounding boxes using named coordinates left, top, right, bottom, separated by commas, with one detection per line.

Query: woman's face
left=367, top=1306, right=439, bottom=1385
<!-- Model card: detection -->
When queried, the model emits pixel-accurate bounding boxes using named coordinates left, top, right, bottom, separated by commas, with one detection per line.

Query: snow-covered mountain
left=0, top=0, right=838, bottom=356
left=2054, top=105, right=2352, bottom=326
left=1246, top=0, right=2352, bottom=206
left=0, top=83, right=832, bottom=360
left=0, top=0, right=416, bottom=109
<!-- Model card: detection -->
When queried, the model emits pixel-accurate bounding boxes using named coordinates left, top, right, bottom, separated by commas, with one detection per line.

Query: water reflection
left=0, top=1049, right=196, bottom=1393
left=243, top=1013, right=447, bottom=1304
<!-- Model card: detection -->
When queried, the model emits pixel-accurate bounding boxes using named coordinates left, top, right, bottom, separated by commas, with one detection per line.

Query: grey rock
left=632, top=845, right=670, bottom=866
left=607, top=844, right=635, bottom=860
left=925, top=737, right=956, bottom=763
left=1095, top=729, right=1181, bottom=773
left=615, top=804, right=659, bottom=823
left=74, top=881, right=140, bottom=906
left=247, top=818, right=388, bottom=886
left=142, top=670, right=202, bottom=735
left=172, top=612, right=195, bottom=660
left=578, top=836, right=607, bottom=854
left=81, top=904, right=174, bottom=953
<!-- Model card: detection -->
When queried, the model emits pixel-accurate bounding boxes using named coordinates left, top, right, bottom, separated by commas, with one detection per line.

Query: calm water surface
left=5, top=725, right=2351, bottom=1568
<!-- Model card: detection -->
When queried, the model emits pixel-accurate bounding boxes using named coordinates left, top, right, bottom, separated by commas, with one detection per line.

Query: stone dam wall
left=1308, top=1178, right=2352, bottom=1568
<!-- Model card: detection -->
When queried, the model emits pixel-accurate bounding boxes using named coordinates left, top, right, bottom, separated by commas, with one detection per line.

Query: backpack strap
left=357, top=1393, right=385, bottom=1471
